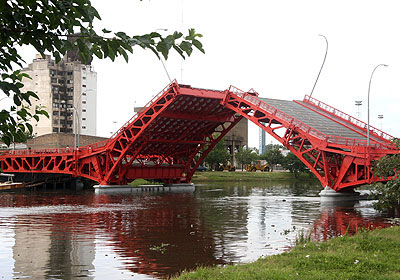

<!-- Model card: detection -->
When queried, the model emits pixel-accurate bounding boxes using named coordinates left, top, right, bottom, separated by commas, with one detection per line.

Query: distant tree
left=0, top=0, right=204, bottom=146
left=204, top=138, right=230, bottom=170
left=236, top=146, right=258, bottom=171
left=371, top=139, right=400, bottom=211
left=260, top=147, right=284, bottom=171
left=265, top=143, right=283, bottom=151
left=282, top=152, right=307, bottom=178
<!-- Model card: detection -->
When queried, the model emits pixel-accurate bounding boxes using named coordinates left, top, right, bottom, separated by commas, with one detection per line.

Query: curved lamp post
left=74, top=88, right=95, bottom=148
left=155, top=28, right=172, bottom=83
left=367, top=64, right=388, bottom=146
left=310, top=34, right=328, bottom=98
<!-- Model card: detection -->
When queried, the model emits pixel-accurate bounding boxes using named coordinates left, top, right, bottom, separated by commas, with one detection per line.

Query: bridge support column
left=319, top=186, right=365, bottom=201
left=93, top=183, right=195, bottom=193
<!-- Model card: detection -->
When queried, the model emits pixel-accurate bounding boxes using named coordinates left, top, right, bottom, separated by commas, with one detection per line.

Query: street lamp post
left=378, top=114, right=384, bottom=129
left=355, top=100, right=362, bottom=119
left=155, top=28, right=172, bottom=83
left=74, top=88, right=95, bottom=148
left=310, top=34, right=328, bottom=98
left=367, top=64, right=388, bottom=146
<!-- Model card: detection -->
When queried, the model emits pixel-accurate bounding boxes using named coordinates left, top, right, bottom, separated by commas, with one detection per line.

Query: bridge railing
left=0, top=148, right=71, bottom=156
left=229, top=87, right=392, bottom=149
left=78, top=80, right=178, bottom=152
left=304, top=95, right=394, bottom=142
left=0, top=81, right=178, bottom=156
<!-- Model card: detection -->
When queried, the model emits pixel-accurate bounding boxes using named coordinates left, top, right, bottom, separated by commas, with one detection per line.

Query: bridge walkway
left=259, top=97, right=386, bottom=146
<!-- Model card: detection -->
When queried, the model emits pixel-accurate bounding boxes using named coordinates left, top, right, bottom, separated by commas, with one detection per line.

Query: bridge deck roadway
left=259, top=98, right=384, bottom=145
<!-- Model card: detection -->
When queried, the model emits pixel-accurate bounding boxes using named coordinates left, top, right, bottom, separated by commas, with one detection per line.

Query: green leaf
left=26, top=123, right=33, bottom=134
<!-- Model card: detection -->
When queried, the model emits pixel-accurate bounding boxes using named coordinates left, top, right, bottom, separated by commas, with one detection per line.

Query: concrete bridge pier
left=93, top=183, right=195, bottom=194
left=319, top=186, right=366, bottom=201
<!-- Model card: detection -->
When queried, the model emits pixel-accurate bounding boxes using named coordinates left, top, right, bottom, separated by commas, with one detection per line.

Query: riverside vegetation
left=128, top=170, right=318, bottom=187
left=175, top=226, right=400, bottom=280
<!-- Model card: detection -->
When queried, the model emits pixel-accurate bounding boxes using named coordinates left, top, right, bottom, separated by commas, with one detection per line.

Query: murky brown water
left=0, top=181, right=396, bottom=279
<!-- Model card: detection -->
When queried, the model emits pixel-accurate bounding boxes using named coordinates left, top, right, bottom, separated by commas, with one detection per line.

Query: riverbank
left=192, top=171, right=318, bottom=183
left=175, top=226, right=400, bottom=279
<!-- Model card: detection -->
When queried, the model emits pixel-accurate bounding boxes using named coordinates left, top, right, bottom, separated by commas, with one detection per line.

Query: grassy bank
left=192, top=171, right=317, bottom=183
left=175, top=226, right=400, bottom=279
left=128, top=179, right=162, bottom=187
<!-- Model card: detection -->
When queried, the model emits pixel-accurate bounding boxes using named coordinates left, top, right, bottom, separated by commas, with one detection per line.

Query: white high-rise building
left=21, top=54, right=97, bottom=138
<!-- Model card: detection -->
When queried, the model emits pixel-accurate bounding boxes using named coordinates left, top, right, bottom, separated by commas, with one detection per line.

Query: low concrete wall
left=26, top=133, right=108, bottom=149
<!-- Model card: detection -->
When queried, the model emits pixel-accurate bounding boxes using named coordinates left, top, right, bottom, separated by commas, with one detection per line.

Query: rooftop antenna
left=310, top=34, right=328, bottom=98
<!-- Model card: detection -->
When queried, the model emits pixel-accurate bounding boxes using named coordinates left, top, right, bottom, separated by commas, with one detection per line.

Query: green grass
left=192, top=171, right=317, bottom=183
left=175, top=226, right=400, bottom=280
left=128, top=179, right=162, bottom=187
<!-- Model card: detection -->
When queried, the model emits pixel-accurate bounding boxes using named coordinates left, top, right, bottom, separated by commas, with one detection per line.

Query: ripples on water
left=0, top=182, right=396, bottom=279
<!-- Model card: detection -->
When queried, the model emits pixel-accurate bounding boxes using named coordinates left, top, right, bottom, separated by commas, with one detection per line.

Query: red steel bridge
left=0, top=81, right=397, bottom=191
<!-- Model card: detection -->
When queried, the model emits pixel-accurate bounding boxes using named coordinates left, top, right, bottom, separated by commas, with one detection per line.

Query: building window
left=82, top=84, right=86, bottom=88
left=82, top=101, right=86, bottom=104
left=51, top=78, right=57, bottom=83
left=67, top=80, right=73, bottom=84
left=82, top=92, right=86, bottom=96
left=82, top=126, right=86, bottom=129
left=82, top=118, right=86, bottom=121
left=82, top=109, right=86, bottom=112
left=58, top=79, right=65, bottom=84
left=82, top=76, right=86, bottom=80
left=53, top=111, right=58, bottom=116
left=53, top=128, right=59, bottom=133
left=67, top=71, right=73, bottom=75
left=53, top=120, right=58, bottom=125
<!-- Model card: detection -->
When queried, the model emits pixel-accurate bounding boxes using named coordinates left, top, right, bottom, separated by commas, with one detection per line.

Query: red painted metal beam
left=221, top=87, right=398, bottom=191
left=0, top=81, right=397, bottom=191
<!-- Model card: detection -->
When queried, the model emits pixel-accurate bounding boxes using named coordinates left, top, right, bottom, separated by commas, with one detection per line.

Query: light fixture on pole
left=310, top=34, right=328, bottom=98
left=367, top=64, right=388, bottom=146
left=355, top=100, right=362, bottom=119
left=378, top=114, right=384, bottom=129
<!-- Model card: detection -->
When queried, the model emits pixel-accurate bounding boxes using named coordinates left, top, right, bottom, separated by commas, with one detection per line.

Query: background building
left=21, top=53, right=97, bottom=138
left=224, top=118, right=248, bottom=167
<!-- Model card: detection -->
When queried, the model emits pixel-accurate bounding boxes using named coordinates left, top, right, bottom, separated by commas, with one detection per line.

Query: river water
left=0, top=181, right=397, bottom=279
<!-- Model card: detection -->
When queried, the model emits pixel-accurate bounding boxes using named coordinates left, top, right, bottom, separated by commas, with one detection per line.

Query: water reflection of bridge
left=1, top=187, right=397, bottom=279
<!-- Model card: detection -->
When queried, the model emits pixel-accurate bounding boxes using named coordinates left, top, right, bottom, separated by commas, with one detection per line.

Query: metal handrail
left=229, top=87, right=391, bottom=149
left=79, top=80, right=178, bottom=151
left=304, top=95, right=394, bottom=142
left=0, top=81, right=179, bottom=156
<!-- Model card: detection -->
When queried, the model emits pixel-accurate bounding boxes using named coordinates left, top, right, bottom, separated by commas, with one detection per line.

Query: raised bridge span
left=0, top=81, right=397, bottom=191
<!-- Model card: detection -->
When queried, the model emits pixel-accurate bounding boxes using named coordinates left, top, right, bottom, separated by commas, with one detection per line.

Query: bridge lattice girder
left=0, top=82, right=241, bottom=185
left=222, top=87, right=398, bottom=191
left=0, top=81, right=397, bottom=190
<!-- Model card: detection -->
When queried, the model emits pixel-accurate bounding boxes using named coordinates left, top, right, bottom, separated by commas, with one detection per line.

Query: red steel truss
left=222, top=88, right=398, bottom=191
left=0, top=81, right=242, bottom=185
left=0, top=81, right=397, bottom=190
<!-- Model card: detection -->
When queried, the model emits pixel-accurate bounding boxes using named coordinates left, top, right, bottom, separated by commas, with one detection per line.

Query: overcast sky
left=18, top=0, right=400, bottom=148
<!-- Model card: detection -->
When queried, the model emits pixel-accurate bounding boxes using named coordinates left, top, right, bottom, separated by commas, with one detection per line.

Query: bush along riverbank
left=175, top=226, right=400, bottom=280
left=192, top=171, right=318, bottom=183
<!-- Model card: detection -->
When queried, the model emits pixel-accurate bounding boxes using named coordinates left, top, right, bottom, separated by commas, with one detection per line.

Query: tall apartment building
left=21, top=54, right=97, bottom=137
